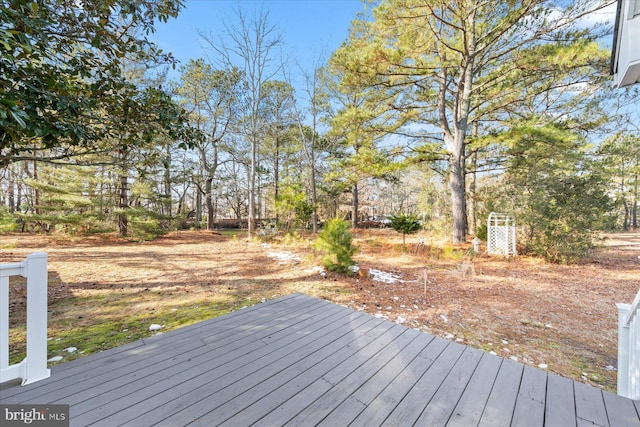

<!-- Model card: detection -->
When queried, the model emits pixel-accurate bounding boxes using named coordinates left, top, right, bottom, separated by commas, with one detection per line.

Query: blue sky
left=151, top=0, right=367, bottom=78
left=152, top=0, right=617, bottom=70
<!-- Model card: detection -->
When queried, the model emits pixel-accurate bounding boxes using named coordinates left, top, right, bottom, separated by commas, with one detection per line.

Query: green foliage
left=520, top=172, right=613, bottom=263
left=475, top=224, right=488, bottom=241
left=495, top=122, right=614, bottom=263
left=283, top=230, right=303, bottom=245
left=1, top=0, right=188, bottom=167
left=0, top=208, right=16, bottom=233
left=389, top=214, right=422, bottom=247
left=275, top=183, right=314, bottom=229
left=329, top=0, right=613, bottom=243
left=20, top=165, right=107, bottom=234
left=127, top=207, right=169, bottom=242
left=314, top=219, right=358, bottom=274
left=295, top=201, right=315, bottom=228
left=597, top=133, right=640, bottom=230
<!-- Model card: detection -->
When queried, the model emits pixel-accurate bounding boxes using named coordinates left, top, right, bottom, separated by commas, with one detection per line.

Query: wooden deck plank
left=2, top=293, right=639, bottom=427
left=0, top=293, right=314, bottom=402
left=511, top=365, right=547, bottom=426
left=347, top=335, right=449, bottom=427
left=245, top=319, right=399, bottom=426
left=445, top=353, right=502, bottom=427
left=51, top=293, right=303, bottom=373
left=164, top=319, right=405, bottom=427
left=574, top=381, right=609, bottom=427
left=40, top=295, right=332, bottom=411
left=602, top=390, right=640, bottom=426
left=63, top=298, right=336, bottom=422
left=413, top=346, right=484, bottom=426
left=78, top=301, right=353, bottom=426
left=283, top=324, right=416, bottom=426
left=63, top=293, right=306, bottom=376
left=478, top=358, right=523, bottom=427
left=214, top=316, right=391, bottom=427
left=248, top=319, right=402, bottom=427
left=186, top=312, right=379, bottom=426
left=318, top=329, right=431, bottom=426
left=127, top=305, right=373, bottom=427
left=635, top=399, right=640, bottom=420
left=381, top=341, right=465, bottom=426
left=545, top=373, right=577, bottom=427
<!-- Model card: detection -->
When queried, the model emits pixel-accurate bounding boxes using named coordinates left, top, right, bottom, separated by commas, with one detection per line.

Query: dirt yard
left=2, top=229, right=639, bottom=393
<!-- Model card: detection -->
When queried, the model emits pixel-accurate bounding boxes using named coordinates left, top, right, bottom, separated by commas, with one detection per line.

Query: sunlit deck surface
left=2, top=293, right=639, bottom=426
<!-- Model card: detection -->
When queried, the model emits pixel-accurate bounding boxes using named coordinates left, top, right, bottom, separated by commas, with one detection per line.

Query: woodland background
left=1, top=0, right=639, bottom=263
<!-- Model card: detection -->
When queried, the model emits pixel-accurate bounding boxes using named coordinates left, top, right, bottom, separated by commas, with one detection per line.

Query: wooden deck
left=1, top=293, right=639, bottom=426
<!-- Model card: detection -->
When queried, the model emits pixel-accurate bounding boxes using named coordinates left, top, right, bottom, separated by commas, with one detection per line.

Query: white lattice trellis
left=487, top=212, right=517, bottom=257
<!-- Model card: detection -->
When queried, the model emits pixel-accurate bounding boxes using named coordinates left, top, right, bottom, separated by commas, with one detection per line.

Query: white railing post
left=0, top=252, right=50, bottom=386
left=617, top=302, right=631, bottom=397
left=1, top=272, right=9, bottom=374
left=24, top=252, right=50, bottom=384
left=618, top=288, right=640, bottom=400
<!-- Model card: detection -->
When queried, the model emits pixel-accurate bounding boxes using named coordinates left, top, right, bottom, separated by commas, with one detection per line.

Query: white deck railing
left=0, top=252, right=50, bottom=385
left=618, top=287, right=640, bottom=400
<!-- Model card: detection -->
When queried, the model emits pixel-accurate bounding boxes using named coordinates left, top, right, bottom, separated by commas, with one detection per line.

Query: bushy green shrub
left=528, top=226, right=594, bottom=264
left=314, top=219, right=358, bottom=274
left=0, top=209, right=16, bottom=233
left=127, top=208, right=169, bottom=241
left=492, top=122, right=614, bottom=263
left=275, top=183, right=314, bottom=229
left=389, top=214, right=422, bottom=248
left=475, top=224, right=488, bottom=241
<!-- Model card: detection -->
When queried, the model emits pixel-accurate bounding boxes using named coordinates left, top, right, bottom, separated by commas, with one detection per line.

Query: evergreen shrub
left=314, top=219, right=357, bottom=274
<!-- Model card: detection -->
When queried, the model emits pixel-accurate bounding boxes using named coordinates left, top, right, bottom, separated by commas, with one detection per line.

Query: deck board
left=574, top=381, right=609, bottom=427
left=511, top=365, right=547, bottom=426
left=603, top=389, right=640, bottom=426
left=381, top=340, right=466, bottom=426
left=91, top=300, right=353, bottom=426
left=348, top=335, right=446, bottom=427
left=2, top=293, right=639, bottom=427
left=414, top=346, right=484, bottom=426
left=284, top=324, right=411, bottom=426
left=545, top=372, right=577, bottom=427
left=478, top=359, right=523, bottom=426
left=446, top=353, right=501, bottom=427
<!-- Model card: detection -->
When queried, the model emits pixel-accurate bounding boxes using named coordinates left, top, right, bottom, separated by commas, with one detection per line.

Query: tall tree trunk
left=163, top=143, right=172, bottom=217
left=274, top=136, right=280, bottom=224
left=16, top=169, right=22, bottom=213
left=310, top=156, right=318, bottom=233
left=205, top=176, right=215, bottom=230
left=352, top=182, right=359, bottom=228
left=468, top=149, right=477, bottom=236
left=33, top=159, right=40, bottom=215
left=196, top=189, right=202, bottom=229
left=468, top=121, right=479, bottom=236
left=633, top=164, right=638, bottom=229
left=117, top=146, right=129, bottom=237
left=440, top=12, right=475, bottom=244
left=449, top=143, right=467, bottom=244
left=8, top=164, right=15, bottom=213
left=248, top=136, right=257, bottom=236
left=621, top=171, right=629, bottom=230
left=118, top=173, right=128, bottom=237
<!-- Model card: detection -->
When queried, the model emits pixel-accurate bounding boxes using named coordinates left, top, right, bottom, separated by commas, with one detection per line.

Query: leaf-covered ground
left=2, top=229, right=638, bottom=392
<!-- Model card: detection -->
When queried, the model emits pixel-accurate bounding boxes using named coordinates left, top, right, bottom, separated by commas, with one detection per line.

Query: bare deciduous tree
left=201, top=7, right=283, bottom=237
